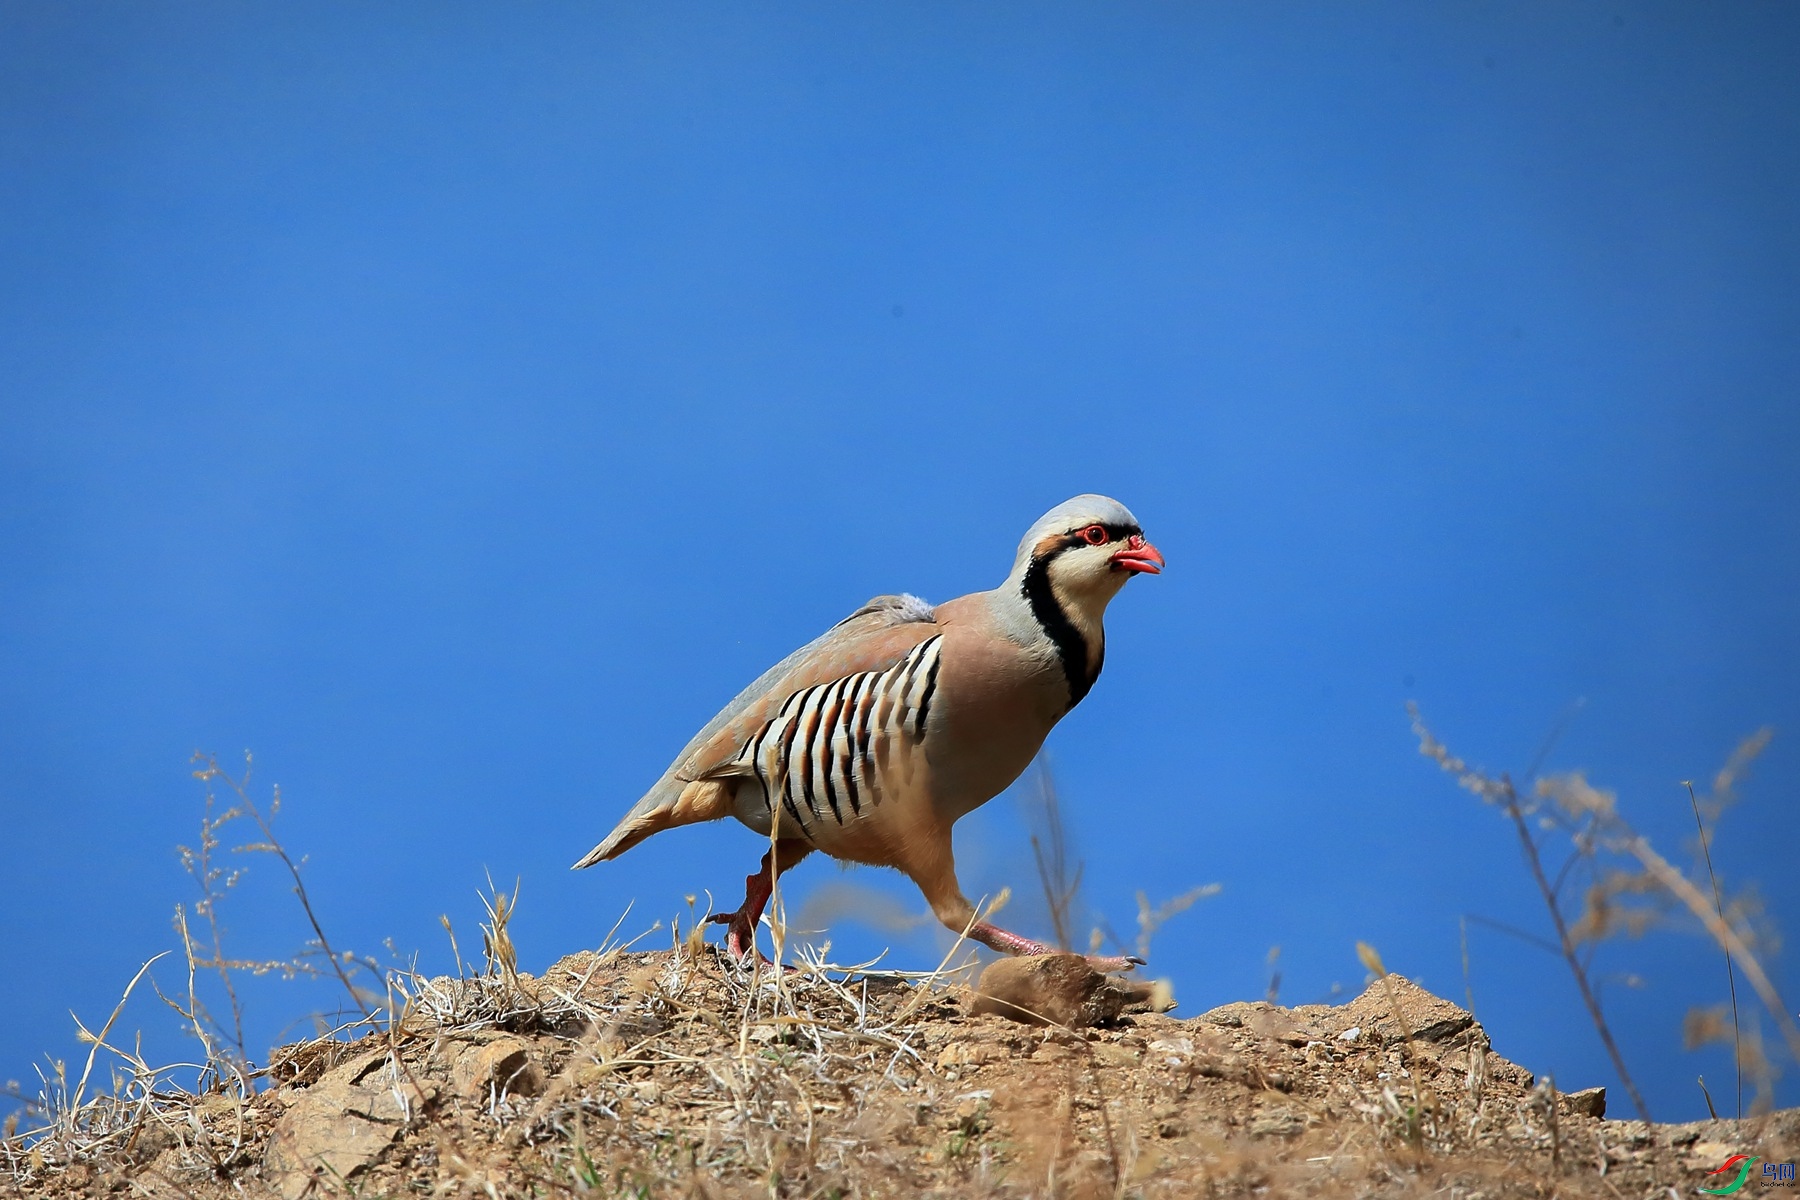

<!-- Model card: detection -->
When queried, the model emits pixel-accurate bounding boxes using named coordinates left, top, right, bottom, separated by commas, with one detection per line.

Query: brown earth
left=6, top=945, right=1796, bottom=1198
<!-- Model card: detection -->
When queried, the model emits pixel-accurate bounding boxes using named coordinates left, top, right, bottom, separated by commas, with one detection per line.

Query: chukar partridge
left=574, top=495, right=1164, bottom=970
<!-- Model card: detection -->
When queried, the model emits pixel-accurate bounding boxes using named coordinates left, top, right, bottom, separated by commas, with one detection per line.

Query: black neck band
left=1021, top=549, right=1094, bottom=708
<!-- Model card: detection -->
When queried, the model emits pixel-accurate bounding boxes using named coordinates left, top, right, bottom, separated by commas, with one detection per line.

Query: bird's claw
left=716, top=939, right=801, bottom=974
left=1080, top=952, right=1145, bottom=973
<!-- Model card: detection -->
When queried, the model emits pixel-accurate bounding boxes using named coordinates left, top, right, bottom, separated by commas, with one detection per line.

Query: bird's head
left=1010, top=494, right=1164, bottom=617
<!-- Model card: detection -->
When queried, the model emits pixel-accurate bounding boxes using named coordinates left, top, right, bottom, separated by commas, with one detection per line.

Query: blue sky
left=3, top=3, right=1796, bottom=1121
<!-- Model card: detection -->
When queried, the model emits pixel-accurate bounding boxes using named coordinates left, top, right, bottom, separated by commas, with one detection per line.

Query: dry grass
left=1410, top=706, right=1798, bottom=1120
left=1, top=754, right=395, bottom=1184
left=14, top=925, right=1794, bottom=1198
left=0, top=755, right=1000, bottom=1194
left=4, top=741, right=1797, bottom=1198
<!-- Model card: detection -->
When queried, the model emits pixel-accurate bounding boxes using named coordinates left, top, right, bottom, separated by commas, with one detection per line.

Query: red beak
left=1109, top=535, right=1165, bottom=575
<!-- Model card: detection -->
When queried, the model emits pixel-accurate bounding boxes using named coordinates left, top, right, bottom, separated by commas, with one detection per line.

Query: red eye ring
left=1079, top=524, right=1109, bottom=546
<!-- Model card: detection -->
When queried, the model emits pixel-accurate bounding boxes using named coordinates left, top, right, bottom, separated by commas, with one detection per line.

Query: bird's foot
left=970, top=921, right=1144, bottom=973
left=707, top=911, right=801, bottom=971
left=708, top=910, right=760, bottom=963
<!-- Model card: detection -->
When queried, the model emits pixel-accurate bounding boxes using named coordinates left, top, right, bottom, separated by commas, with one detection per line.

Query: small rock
left=935, top=1041, right=1009, bottom=1070
left=1248, top=1105, right=1305, bottom=1138
left=1249, top=1009, right=1314, bottom=1045
left=1092, top=1042, right=1141, bottom=1068
left=952, top=1090, right=993, bottom=1125
left=1340, top=975, right=1475, bottom=1047
left=263, top=1052, right=432, bottom=1200
left=453, top=1037, right=544, bottom=1101
left=970, top=954, right=1136, bottom=1028
left=1562, top=1086, right=1606, bottom=1118
left=1337, top=1026, right=1362, bottom=1043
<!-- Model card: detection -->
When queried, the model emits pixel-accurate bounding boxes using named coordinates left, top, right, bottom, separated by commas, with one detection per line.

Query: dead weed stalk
left=1410, top=704, right=1797, bottom=1119
left=3, top=753, right=395, bottom=1181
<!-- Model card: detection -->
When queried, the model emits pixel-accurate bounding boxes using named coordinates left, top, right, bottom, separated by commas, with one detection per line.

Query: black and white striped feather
left=713, top=634, right=944, bottom=841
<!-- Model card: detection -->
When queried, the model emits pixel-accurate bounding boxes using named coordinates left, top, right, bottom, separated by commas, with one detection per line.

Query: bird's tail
left=570, top=817, right=656, bottom=868
left=571, top=776, right=734, bottom=869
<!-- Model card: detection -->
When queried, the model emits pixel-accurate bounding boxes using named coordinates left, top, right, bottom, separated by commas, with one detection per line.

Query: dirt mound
left=10, top=946, right=1798, bottom=1198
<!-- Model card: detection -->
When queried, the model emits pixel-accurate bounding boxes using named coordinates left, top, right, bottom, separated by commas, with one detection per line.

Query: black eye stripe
left=1059, top=522, right=1140, bottom=548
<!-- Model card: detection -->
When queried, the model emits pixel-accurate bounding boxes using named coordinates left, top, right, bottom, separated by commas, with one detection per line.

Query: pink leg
left=900, top=834, right=1143, bottom=973
left=968, top=922, right=1144, bottom=973
left=707, top=841, right=811, bottom=963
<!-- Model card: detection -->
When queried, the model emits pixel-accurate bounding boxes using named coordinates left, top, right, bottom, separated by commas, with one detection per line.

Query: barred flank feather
left=740, top=636, right=943, bottom=841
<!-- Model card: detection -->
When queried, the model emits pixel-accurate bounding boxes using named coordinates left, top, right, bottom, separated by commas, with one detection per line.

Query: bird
left=573, top=494, right=1164, bottom=971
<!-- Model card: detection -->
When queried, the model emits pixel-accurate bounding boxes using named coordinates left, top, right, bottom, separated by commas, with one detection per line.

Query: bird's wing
left=572, top=594, right=938, bottom=867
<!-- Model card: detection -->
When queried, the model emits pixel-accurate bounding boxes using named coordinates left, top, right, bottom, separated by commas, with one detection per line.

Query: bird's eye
left=1079, top=524, right=1109, bottom=546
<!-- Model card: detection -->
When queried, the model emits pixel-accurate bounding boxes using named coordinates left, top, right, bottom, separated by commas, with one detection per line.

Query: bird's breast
left=914, top=628, right=1068, bottom=820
